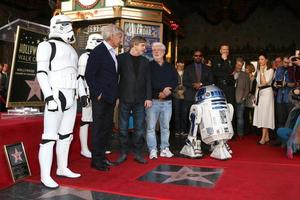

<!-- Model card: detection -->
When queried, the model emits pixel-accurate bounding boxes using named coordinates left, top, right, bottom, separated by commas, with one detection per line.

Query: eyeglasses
left=194, top=54, right=202, bottom=57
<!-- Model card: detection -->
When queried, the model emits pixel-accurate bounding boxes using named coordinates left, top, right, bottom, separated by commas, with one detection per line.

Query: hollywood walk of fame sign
left=4, top=142, right=31, bottom=182
left=138, top=164, right=223, bottom=188
left=6, top=26, right=47, bottom=108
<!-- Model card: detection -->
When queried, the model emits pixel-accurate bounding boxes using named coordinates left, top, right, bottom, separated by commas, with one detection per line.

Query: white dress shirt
left=103, top=40, right=118, bottom=72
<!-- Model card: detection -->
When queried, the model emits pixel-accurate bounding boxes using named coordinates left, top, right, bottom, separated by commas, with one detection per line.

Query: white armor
left=36, top=14, right=86, bottom=189
left=49, top=15, right=76, bottom=44
left=78, top=33, right=103, bottom=158
left=180, top=85, right=234, bottom=160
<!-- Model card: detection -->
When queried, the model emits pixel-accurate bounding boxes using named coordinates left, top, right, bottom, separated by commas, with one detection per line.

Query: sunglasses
left=194, top=54, right=202, bottom=57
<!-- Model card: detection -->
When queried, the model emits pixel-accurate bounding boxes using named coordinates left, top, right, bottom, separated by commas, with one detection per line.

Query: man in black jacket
left=212, top=44, right=235, bottom=104
left=85, top=24, right=123, bottom=171
left=183, top=49, right=214, bottom=133
left=115, top=36, right=152, bottom=165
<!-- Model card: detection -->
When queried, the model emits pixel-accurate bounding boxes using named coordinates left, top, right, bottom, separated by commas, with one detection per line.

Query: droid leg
left=56, top=134, right=81, bottom=178
left=224, top=141, right=233, bottom=154
left=80, top=122, right=91, bottom=158
left=210, top=140, right=232, bottom=160
left=180, top=107, right=203, bottom=158
left=180, top=135, right=203, bottom=158
left=39, top=141, right=59, bottom=189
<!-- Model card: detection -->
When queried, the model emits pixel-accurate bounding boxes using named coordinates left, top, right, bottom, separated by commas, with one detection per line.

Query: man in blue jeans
left=233, top=57, right=250, bottom=138
left=146, top=42, right=177, bottom=159
left=115, top=36, right=152, bottom=165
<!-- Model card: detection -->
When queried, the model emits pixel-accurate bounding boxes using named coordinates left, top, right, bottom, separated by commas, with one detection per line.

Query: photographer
left=277, top=87, right=300, bottom=159
left=273, top=56, right=295, bottom=128
left=289, top=55, right=300, bottom=87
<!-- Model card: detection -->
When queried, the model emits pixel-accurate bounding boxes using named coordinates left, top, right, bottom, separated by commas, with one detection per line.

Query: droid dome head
left=49, top=14, right=76, bottom=44
left=195, top=85, right=226, bottom=103
left=86, top=33, right=103, bottom=50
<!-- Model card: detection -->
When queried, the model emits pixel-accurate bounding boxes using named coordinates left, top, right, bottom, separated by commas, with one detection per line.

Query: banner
left=6, top=26, right=47, bottom=107
left=121, top=19, right=163, bottom=59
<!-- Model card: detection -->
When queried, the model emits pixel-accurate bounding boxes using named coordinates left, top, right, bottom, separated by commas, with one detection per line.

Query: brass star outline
left=38, top=186, right=93, bottom=200
left=153, top=166, right=222, bottom=184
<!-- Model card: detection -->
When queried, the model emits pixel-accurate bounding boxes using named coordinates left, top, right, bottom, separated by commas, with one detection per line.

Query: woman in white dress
left=253, top=53, right=275, bottom=144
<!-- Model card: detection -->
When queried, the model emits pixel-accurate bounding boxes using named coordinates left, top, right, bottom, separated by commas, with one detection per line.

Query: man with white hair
left=85, top=24, right=123, bottom=171
left=146, top=42, right=177, bottom=159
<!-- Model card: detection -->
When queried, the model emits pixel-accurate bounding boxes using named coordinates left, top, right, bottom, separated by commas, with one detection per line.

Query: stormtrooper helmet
left=49, top=14, right=76, bottom=44
left=86, top=33, right=103, bottom=50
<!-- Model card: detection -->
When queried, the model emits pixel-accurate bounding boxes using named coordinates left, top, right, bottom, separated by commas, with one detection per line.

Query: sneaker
left=149, top=149, right=158, bottom=160
left=160, top=147, right=174, bottom=158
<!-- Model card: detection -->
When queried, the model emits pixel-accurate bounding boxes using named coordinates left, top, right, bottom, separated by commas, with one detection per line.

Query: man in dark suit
left=212, top=44, right=235, bottom=104
left=183, top=49, right=214, bottom=133
left=85, top=24, right=123, bottom=171
left=115, top=36, right=152, bottom=165
left=212, top=44, right=236, bottom=133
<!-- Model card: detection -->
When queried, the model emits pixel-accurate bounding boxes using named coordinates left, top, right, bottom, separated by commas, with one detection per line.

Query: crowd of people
left=86, top=30, right=300, bottom=167
left=172, top=47, right=300, bottom=156
left=2, top=14, right=300, bottom=189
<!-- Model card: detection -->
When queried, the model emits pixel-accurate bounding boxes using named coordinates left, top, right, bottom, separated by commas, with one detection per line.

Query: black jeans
left=183, top=100, right=194, bottom=133
left=118, top=101, right=145, bottom=156
left=173, top=98, right=186, bottom=133
left=91, top=98, right=115, bottom=166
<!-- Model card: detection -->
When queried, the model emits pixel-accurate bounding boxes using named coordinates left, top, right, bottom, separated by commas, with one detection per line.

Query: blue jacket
left=85, top=43, right=118, bottom=104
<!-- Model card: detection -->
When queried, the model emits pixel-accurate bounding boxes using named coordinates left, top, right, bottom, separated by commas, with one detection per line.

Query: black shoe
left=134, top=155, right=147, bottom=164
left=91, top=162, right=110, bottom=171
left=115, top=154, right=127, bottom=165
left=103, top=159, right=115, bottom=166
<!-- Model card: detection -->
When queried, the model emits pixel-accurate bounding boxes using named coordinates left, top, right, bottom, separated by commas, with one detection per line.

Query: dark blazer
left=117, top=52, right=151, bottom=103
left=183, top=63, right=214, bottom=102
left=212, top=56, right=235, bottom=86
left=85, top=42, right=118, bottom=104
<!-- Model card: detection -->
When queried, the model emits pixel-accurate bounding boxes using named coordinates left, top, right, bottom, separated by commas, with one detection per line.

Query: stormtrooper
left=180, top=85, right=234, bottom=160
left=36, top=14, right=88, bottom=188
left=78, top=33, right=103, bottom=158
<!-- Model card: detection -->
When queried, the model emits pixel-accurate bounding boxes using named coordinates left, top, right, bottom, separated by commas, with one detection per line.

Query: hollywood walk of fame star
left=11, top=148, right=23, bottom=163
left=25, top=76, right=42, bottom=101
left=38, top=186, right=93, bottom=200
left=153, top=166, right=222, bottom=185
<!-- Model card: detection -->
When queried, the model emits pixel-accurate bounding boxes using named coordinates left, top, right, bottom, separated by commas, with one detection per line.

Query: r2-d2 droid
left=180, top=85, right=234, bottom=160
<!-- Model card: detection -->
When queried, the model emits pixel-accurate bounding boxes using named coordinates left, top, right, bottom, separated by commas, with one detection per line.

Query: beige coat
left=235, top=71, right=250, bottom=103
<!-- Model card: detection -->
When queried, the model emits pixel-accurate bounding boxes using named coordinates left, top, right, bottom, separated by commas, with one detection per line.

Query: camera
left=276, top=81, right=283, bottom=86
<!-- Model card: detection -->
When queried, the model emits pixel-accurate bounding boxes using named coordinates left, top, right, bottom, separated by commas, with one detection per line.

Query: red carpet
left=1, top=116, right=300, bottom=199
left=27, top=136, right=300, bottom=200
